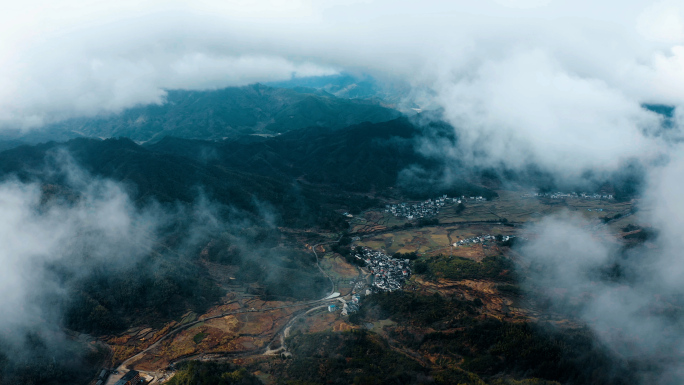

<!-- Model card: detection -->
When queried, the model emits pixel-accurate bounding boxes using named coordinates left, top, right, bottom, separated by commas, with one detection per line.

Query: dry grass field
left=320, top=254, right=358, bottom=279
left=357, top=223, right=516, bottom=258
left=289, top=308, right=358, bottom=335
left=129, top=306, right=298, bottom=370
left=353, top=190, right=637, bottom=258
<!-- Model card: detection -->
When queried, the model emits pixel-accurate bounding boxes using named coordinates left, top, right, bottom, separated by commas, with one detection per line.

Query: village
left=452, top=234, right=514, bottom=248
left=521, top=191, right=614, bottom=200
left=329, top=293, right=362, bottom=316
left=354, top=247, right=412, bottom=292
left=385, top=194, right=486, bottom=220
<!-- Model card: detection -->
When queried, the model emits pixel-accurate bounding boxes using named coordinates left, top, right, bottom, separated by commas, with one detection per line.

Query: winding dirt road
left=106, top=236, right=346, bottom=384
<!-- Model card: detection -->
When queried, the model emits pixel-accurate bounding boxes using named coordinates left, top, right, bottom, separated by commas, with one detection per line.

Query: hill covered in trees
left=6, top=84, right=400, bottom=143
left=147, top=117, right=498, bottom=199
left=0, top=137, right=369, bottom=230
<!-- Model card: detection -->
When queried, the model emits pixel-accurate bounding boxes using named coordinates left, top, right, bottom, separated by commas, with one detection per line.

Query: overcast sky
left=1, top=0, right=683, bottom=176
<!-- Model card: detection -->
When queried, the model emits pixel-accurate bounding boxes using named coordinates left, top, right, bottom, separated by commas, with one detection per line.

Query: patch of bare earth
left=129, top=307, right=298, bottom=371
left=106, top=321, right=178, bottom=366
left=413, top=277, right=526, bottom=320
left=295, top=310, right=358, bottom=334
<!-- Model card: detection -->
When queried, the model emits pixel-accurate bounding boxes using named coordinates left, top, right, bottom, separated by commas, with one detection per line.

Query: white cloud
left=518, top=157, right=684, bottom=380
left=0, top=172, right=161, bottom=338
left=432, top=50, right=661, bottom=177
left=0, top=0, right=683, bottom=177
left=637, top=1, right=684, bottom=43
left=493, top=0, right=551, bottom=8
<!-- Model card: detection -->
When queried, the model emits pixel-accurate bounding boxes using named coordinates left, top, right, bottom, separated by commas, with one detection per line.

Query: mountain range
left=3, top=83, right=400, bottom=144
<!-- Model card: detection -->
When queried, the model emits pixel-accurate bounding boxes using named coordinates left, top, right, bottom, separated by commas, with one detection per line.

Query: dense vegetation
left=147, top=118, right=499, bottom=199
left=356, top=291, right=481, bottom=327
left=0, top=137, right=359, bottom=230
left=413, top=320, right=634, bottom=384
left=417, top=255, right=515, bottom=282
left=66, top=223, right=329, bottom=335
left=0, top=334, right=106, bottom=385
left=18, top=84, right=400, bottom=142
left=266, top=72, right=399, bottom=102
left=65, top=248, right=224, bottom=333
left=283, top=330, right=428, bottom=385
left=246, top=288, right=640, bottom=384
left=348, top=291, right=640, bottom=385
left=0, top=118, right=499, bottom=234
left=168, top=361, right=263, bottom=385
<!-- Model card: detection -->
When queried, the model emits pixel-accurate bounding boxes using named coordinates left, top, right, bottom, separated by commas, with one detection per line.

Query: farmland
left=102, top=190, right=643, bottom=385
left=354, top=190, right=635, bottom=257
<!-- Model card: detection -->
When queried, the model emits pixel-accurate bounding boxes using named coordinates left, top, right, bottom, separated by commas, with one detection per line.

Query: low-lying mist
left=516, top=154, right=684, bottom=384
left=0, top=156, right=167, bottom=381
left=0, top=149, right=327, bottom=383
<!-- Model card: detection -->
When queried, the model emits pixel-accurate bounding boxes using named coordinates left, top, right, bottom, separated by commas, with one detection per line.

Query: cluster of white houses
left=385, top=194, right=487, bottom=220
left=521, top=191, right=614, bottom=200
left=452, top=234, right=513, bottom=247
left=355, top=247, right=411, bottom=292
left=342, top=294, right=361, bottom=315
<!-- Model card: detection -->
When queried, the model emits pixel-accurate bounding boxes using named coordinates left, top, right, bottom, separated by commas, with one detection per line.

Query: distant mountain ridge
left=267, top=73, right=387, bottom=100
left=0, top=118, right=497, bottom=230
left=8, top=83, right=401, bottom=143
left=0, top=137, right=374, bottom=230
left=266, top=72, right=415, bottom=107
left=147, top=117, right=498, bottom=200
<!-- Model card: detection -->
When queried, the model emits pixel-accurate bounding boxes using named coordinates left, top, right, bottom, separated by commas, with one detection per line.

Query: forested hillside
left=148, top=117, right=498, bottom=199
left=0, top=137, right=364, bottom=230
left=18, top=84, right=400, bottom=142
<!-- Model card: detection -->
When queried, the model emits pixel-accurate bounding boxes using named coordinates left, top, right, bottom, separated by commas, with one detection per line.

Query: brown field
left=412, top=277, right=525, bottom=321
left=129, top=307, right=298, bottom=370
left=353, top=190, right=636, bottom=259
left=106, top=291, right=308, bottom=369
left=320, top=254, right=358, bottom=279
left=364, top=211, right=385, bottom=223
left=352, top=190, right=635, bottom=234
left=442, top=190, right=634, bottom=224
left=291, top=308, right=358, bottom=335
left=106, top=320, right=180, bottom=365
left=350, top=210, right=406, bottom=233
left=357, top=223, right=516, bottom=258
left=366, top=319, right=396, bottom=334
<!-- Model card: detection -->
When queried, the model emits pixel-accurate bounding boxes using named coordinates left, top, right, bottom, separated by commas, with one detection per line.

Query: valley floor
left=99, top=190, right=642, bottom=385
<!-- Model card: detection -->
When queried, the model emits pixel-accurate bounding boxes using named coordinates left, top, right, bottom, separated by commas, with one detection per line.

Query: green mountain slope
left=148, top=117, right=498, bottom=199
left=0, top=138, right=354, bottom=230
left=28, top=84, right=400, bottom=142
left=266, top=72, right=412, bottom=104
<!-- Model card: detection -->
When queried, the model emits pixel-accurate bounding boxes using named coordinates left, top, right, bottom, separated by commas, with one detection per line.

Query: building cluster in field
left=385, top=196, right=447, bottom=220
left=452, top=234, right=514, bottom=247
left=329, top=294, right=362, bottom=316
left=355, top=247, right=411, bottom=292
left=114, top=370, right=143, bottom=385
left=385, top=194, right=486, bottom=220
left=521, top=191, right=614, bottom=200
left=349, top=277, right=366, bottom=293
left=341, top=294, right=361, bottom=316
